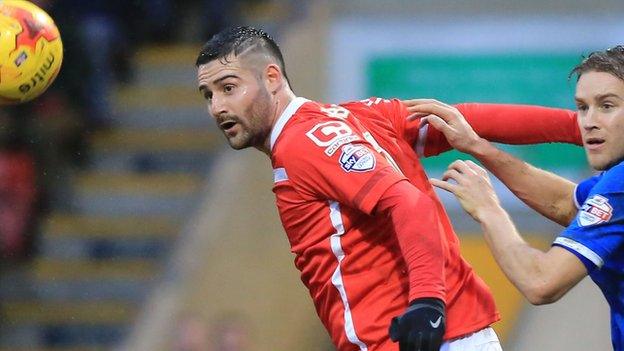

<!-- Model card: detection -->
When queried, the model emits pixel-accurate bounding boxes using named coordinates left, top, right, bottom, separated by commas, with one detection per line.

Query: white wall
left=327, top=15, right=624, bottom=102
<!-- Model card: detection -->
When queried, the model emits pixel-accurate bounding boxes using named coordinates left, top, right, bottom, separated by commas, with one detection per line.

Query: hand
left=389, top=298, right=445, bottom=351
left=402, top=99, right=483, bottom=154
left=430, top=160, right=502, bottom=222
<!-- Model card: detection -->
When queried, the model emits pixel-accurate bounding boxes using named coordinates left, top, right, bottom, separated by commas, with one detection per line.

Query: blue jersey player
left=402, top=45, right=624, bottom=350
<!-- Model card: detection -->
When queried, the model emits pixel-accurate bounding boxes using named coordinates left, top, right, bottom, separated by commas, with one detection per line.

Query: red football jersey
left=271, top=97, right=499, bottom=350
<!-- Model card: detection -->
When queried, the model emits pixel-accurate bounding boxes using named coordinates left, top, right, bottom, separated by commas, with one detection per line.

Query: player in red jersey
left=196, top=26, right=581, bottom=351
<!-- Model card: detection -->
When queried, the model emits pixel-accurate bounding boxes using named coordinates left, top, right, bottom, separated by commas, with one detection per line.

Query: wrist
left=474, top=203, right=506, bottom=223
left=409, top=297, right=445, bottom=310
left=468, top=137, right=495, bottom=158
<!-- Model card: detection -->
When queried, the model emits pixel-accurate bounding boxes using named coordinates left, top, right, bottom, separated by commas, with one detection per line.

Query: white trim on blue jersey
left=573, top=184, right=582, bottom=209
left=553, top=237, right=605, bottom=268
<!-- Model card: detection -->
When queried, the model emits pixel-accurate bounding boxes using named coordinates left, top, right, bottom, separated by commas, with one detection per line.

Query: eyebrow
left=595, top=93, right=621, bottom=100
left=575, top=93, right=621, bottom=102
left=198, top=74, right=240, bottom=93
left=213, top=74, right=239, bottom=85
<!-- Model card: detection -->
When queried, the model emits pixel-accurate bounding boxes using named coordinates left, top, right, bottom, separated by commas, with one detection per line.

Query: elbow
left=559, top=208, right=578, bottom=227
left=526, top=293, right=556, bottom=306
left=523, top=282, right=562, bottom=305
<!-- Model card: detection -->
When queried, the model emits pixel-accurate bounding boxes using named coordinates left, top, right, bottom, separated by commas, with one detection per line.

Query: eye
left=576, top=104, right=588, bottom=112
left=202, top=90, right=212, bottom=101
left=223, top=84, right=235, bottom=93
left=601, top=102, right=614, bottom=110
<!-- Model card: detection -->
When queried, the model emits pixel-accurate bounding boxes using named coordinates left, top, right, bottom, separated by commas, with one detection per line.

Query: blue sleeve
left=551, top=239, right=598, bottom=272
left=554, top=165, right=624, bottom=272
left=574, top=174, right=601, bottom=209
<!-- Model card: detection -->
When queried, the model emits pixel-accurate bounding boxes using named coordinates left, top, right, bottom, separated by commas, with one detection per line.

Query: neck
left=257, top=88, right=296, bottom=156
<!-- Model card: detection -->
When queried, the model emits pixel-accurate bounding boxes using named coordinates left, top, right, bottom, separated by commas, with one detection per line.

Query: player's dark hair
left=570, top=45, right=624, bottom=82
left=195, top=26, right=291, bottom=87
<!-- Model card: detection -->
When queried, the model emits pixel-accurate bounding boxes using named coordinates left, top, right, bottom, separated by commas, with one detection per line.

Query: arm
left=431, top=160, right=588, bottom=305
left=403, top=99, right=582, bottom=157
left=470, top=139, right=577, bottom=226
left=284, top=117, right=446, bottom=299
left=375, top=180, right=445, bottom=303
left=408, top=101, right=578, bottom=226
left=376, top=180, right=446, bottom=351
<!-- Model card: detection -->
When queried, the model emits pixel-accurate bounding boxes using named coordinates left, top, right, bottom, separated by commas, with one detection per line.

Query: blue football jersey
left=553, top=160, right=624, bottom=350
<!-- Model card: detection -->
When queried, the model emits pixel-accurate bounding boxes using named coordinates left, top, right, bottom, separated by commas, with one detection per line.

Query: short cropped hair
left=570, top=45, right=624, bottom=82
left=195, top=26, right=291, bottom=86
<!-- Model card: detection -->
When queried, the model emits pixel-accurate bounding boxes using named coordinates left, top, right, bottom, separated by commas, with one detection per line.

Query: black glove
left=389, top=298, right=446, bottom=351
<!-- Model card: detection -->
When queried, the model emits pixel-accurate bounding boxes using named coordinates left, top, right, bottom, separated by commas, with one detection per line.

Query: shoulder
left=593, top=161, right=624, bottom=194
left=341, top=97, right=405, bottom=115
left=575, top=173, right=602, bottom=208
left=574, top=162, right=624, bottom=228
left=273, top=114, right=360, bottom=166
left=604, top=161, right=624, bottom=183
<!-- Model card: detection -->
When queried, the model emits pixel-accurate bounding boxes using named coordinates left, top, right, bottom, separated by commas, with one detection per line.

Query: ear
left=265, top=63, right=283, bottom=95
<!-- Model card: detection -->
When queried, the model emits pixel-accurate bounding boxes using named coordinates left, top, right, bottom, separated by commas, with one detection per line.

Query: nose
left=580, top=107, right=599, bottom=131
left=209, top=96, right=227, bottom=119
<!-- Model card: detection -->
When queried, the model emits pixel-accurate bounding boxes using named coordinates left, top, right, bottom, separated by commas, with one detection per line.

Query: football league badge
left=339, top=144, right=376, bottom=172
left=578, top=194, right=613, bottom=226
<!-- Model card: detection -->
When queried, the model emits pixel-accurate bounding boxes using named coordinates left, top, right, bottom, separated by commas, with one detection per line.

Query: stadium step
left=110, top=45, right=207, bottom=128
left=1, top=324, right=124, bottom=350
left=1, top=322, right=128, bottom=349
left=91, top=129, right=221, bottom=153
left=1, top=301, right=135, bottom=347
left=72, top=172, right=203, bottom=216
left=75, top=172, right=202, bottom=195
left=114, top=86, right=200, bottom=109
left=1, top=301, right=136, bottom=325
left=43, top=213, right=180, bottom=239
left=39, top=213, right=178, bottom=259
left=133, top=44, right=198, bottom=78
left=110, top=106, right=211, bottom=129
left=89, top=129, right=221, bottom=172
left=0, top=347, right=105, bottom=351
left=91, top=150, right=216, bottom=174
left=40, top=237, right=169, bottom=260
left=134, top=44, right=199, bottom=67
left=28, top=280, right=153, bottom=302
left=31, top=258, right=159, bottom=281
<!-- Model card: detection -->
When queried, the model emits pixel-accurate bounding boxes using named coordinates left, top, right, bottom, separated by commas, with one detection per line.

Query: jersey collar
left=270, top=96, right=309, bottom=151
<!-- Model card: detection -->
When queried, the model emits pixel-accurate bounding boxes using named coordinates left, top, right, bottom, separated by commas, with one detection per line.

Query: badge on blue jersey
left=578, top=194, right=614, bottom=226
left=339, top=144, right=376, bottom=172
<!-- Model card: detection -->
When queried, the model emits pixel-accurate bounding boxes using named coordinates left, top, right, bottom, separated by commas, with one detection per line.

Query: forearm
left=430, top=157, right=587, bottom=305
left=471, top=139, right=577, bottom=226
left=424, top=104, right=581, bottom=156
left=477, top=207, right=560, bottom=304
left=458, top=103, right=581, bottom=145
left=377, top=181, right=446, bottom=302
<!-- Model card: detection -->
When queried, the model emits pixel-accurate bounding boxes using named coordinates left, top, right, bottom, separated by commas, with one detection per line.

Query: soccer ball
left=0, top=0, right=63, bottom=105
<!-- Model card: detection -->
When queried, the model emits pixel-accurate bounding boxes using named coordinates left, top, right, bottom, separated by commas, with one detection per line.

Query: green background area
left=367, top=54, right=587, bottom=171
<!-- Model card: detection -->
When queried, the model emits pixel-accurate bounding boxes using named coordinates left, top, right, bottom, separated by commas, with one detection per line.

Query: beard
left=225, top=86, right=273, bottom=150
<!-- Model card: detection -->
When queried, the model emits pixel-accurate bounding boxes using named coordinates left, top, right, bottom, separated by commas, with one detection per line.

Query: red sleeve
left=375, top=180, right=446, bottom=302
left=278, top=119, right=406, bottom=215
left=420, top=103, right=582, bottom=157
left=358, top=97, right=411, bottom=142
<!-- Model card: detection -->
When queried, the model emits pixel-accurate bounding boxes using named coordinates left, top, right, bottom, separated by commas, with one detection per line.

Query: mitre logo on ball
left=0, top=0, right=63, bottom=105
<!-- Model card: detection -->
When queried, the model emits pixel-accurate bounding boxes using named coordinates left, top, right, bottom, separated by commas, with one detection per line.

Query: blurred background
left=1, top=0, right=623, bottom=350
